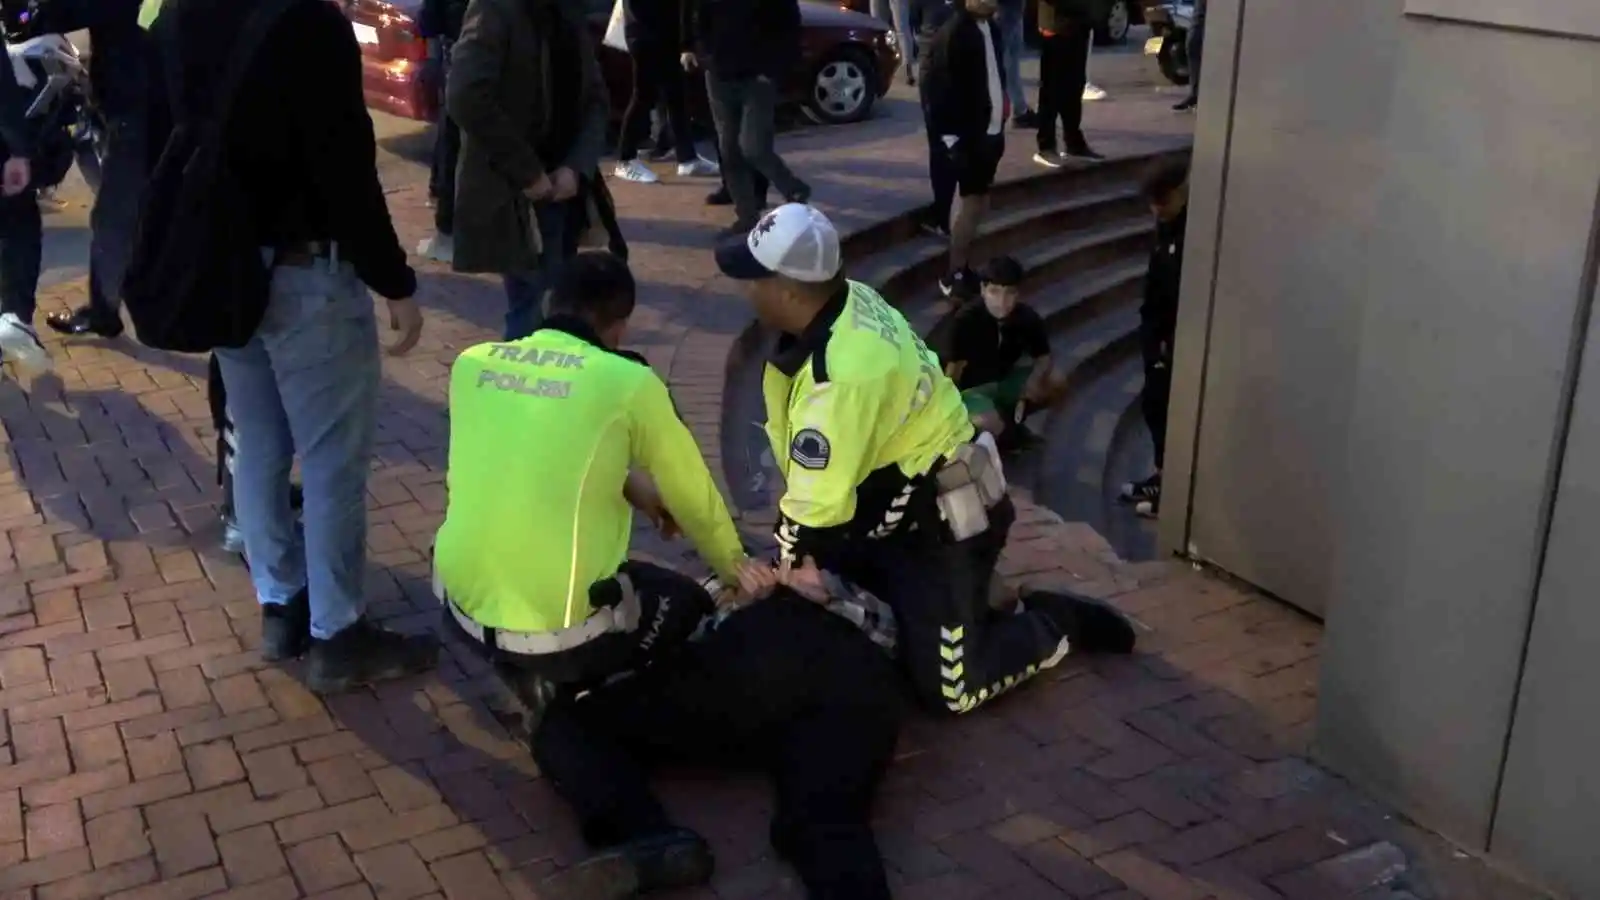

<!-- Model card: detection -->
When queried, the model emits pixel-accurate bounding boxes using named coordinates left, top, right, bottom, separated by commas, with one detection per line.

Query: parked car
left=343, top=0, right=900, bottom=126
left=844, top=0, right=1142, bottom=45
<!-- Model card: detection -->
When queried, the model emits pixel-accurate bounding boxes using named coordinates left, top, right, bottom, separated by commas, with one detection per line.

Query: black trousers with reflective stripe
left=532, top=594, right=901, bottom=900
left=823, top=496, right=1063, bottom=714
left=450, top=560, right=712, bottom=710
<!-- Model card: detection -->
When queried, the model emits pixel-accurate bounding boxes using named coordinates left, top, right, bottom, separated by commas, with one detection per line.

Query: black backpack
left=121, top=0, right=298, bottom=354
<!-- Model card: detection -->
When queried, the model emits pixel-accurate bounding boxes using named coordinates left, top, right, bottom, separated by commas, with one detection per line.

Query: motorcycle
left=4, top=11, right=105, bottom=194
left=1143, top=1, right=1194, bottom=86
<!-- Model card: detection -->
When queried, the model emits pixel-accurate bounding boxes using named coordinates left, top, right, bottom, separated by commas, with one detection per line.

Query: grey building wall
left=1160, top=0, right=1600, bottom=894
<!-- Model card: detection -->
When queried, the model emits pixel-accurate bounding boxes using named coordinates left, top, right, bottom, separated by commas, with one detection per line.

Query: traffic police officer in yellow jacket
left=715, top=204, right=1137, bottom=714
left=433, top=251, right=752, bottom=714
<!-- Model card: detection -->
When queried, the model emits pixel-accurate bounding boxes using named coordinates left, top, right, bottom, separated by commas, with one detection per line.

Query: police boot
left=541, top=828, right=713, bottom=900
left=1022, top=591, right=1138, bottom=655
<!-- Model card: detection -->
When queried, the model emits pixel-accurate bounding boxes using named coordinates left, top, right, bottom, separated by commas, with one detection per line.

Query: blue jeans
left=502, top=200, right=570, bottom=340
left=1000, top=0, right=1029, bottom=114
left=214, top=257, right=380, bottom=640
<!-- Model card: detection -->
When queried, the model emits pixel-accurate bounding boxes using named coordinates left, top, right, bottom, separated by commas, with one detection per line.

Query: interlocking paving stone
left=0, top=66, right=1552, bottom=899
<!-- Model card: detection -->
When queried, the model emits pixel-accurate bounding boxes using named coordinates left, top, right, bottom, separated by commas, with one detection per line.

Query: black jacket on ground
left=1141, top=208, right=1187, bottom=341
left=919, top=10, right=1005, bottom=139
left=682, top=0, right=800, bottom=81
left=156, top=0, right=413, bottom=299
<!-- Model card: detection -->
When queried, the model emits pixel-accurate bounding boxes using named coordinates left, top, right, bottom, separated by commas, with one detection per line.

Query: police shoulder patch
left=790, top=428, right=831, bottom=471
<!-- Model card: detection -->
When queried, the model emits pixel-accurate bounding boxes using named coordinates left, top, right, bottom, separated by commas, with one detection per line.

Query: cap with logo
left=714, top=203, right=842, bottom=283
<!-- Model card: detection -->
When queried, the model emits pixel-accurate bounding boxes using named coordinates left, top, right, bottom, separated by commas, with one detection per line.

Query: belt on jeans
left=274, top=241, right=336, bottom=268
left=432, top=564, right=642, bottom=656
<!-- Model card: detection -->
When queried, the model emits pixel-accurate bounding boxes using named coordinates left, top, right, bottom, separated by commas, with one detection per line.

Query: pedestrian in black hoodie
left=918, top=0, right=1008, bottom=298
left=682, top=0, right=811, bottom=236
left=1120, top=156, right=1189, bottom=519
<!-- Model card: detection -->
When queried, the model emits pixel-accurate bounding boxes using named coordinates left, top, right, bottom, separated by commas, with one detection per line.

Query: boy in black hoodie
left=1121, top=156, right=1189, bottom=518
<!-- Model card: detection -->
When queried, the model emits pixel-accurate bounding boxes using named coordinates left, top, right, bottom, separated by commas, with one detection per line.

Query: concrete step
left=852, top=186, right=1149, bottom=305
left=839, top=148, right=1185, bottom=264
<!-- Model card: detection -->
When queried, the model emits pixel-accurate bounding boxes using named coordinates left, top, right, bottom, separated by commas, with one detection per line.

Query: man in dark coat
left=447, top=0, right=626, bottom=340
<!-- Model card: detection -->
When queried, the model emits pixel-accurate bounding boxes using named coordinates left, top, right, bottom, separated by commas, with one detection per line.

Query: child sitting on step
left=940, top=255, right=1067, bottom=450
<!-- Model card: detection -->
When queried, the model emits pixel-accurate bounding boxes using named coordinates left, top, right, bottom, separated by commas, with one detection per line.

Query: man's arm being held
left=629, top=375, right=746, bottom=585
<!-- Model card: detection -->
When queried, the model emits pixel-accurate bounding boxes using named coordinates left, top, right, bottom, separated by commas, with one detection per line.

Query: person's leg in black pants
left=1057, top=23, right=1098, bottom=157
left=845, top=497, right=1135, bottom=714
left=1175, top=0, right=1206, bottom=110
left=615, top=40, right=669, bottom=183
left=48, top=114, right=143, bottom=338
left=0, top=185, right=48, bottom=372
left=434, top=115, right=460, bottom=235
left=919, top=99, right=957, bottom=237
left=736, top=78, right=808, bottom=203
left=1035, top=32, right=1065, bottom=156
left=533, top=596, right=902, bottom=899
left=707, top=72, right=759, bottom=229
left=1127, top=319, right=1173, bottom=514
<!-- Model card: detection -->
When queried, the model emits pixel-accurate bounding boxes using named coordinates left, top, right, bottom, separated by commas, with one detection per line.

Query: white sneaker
left=0, top=312, right=52, bottom=373
left=416, top=232, right=454, bottom=265
left=1032, top=151, right=1065, bottom=169
left=1083, top=83, right=1108, bottom=101
left=676, top=156, right=719, bottom=177
left=612, top=159, right=660, bottom=184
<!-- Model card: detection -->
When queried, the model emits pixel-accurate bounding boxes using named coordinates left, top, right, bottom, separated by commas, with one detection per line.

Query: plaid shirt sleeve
left=817, top=571, right=898, bottom=656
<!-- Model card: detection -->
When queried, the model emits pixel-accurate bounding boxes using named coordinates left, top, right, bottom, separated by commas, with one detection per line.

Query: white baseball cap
left=714, top=203, right=842, bottom=283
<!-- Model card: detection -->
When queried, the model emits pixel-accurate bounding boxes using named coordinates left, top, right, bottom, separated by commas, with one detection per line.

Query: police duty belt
left=434, top=567, right=644, bottom=656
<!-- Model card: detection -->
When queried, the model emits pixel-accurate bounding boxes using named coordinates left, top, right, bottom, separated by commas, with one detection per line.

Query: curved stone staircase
left=721, top=148, right=1189, bottom=562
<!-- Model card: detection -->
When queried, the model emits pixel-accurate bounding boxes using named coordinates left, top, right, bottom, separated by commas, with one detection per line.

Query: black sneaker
left=1064, top=142, right=1105, bottom=161
left=541, top=829, right=713, bottom=900
left=1120, top=473, right=1161, bottom=504
left=784, top=183, right=812, bottom=205
left=1022, top=591, right=1137, bottom=655
left=44, top=306, right=124, bottom=339
left=261, top=589, right=311, bottom=662
left=705, top=187, right=732, bottom=206
left=1172, top=96, right=1197, bottom=112
left=917, top=213, right=950, bottom=240
left=306, top=619, right=439, bottom=693
left=1012, top=109, right=1039, bottom=129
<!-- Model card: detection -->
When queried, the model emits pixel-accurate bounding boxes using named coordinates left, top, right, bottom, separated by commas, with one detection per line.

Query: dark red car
left=344, top=0, right=901, bottom=126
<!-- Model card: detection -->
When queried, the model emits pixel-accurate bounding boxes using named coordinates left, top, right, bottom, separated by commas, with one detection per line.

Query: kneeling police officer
left=715, top=204, right=1137, bottom=714
left=433, top=251, right=751, bottom=717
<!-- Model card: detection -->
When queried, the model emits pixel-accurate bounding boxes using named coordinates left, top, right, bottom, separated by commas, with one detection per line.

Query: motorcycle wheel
left=1157, top=32, right=1191, bottom=86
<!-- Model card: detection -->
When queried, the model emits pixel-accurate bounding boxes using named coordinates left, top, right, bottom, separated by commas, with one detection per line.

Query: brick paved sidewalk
left=0, top=91, right=1543, bottom=900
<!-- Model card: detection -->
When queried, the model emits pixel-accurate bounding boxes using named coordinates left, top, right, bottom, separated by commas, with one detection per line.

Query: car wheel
left=803, top=49, right=877, bottom=126
left=1094, top=0, right=1132, bottom=45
